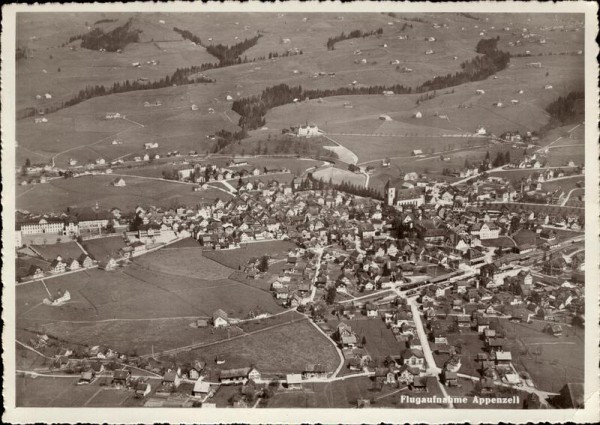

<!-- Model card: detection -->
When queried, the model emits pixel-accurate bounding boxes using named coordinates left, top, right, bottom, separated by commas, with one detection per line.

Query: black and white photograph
left=2, top=1, right=598, bottom=423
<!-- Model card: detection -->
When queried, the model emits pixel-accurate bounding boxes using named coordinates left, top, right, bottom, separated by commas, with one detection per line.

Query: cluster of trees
left=173, top=27, right=202, bottom=45
left=267, top=50, right=303, bottom=59
left=545, top=91, right=584, bottom=124
left=416, top=37, right=510, bottom=93
left=211, top=129, right=248, bottom=153
left=93, top=18, right=118, bottom=25
left=415, top=90, right=438, bottom=105
left=304, top=174, right=384, bottom=201
left=490, top=150, right=512, bottom=167
left=70, top=18, right=142, bottom=52
left=232, top=83, right=411, bottom=131
left=206, top=35, right=262, bottom=66
left=326, top=28, right=383, bottom=50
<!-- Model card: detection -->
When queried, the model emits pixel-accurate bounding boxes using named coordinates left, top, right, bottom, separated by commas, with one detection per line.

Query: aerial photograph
left=12, top=10, right=587, bottom=410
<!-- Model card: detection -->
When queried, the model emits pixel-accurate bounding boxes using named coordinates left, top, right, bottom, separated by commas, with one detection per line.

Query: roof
left=193, top=380, right=211, bottom=393
left=495, top=351, right=512, bottom=361
left=113, top=369, right=130, bottom=380
left=286, top=373, right=303, bottom=384
left=220, top=367, right=250, bottom=379
left=213, top=309, right=228, bottom=320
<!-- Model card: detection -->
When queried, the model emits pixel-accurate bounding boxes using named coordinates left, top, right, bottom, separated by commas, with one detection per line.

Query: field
left=180, top=319, right=340, bottom=374
left=16, top=175, right=230, bottom=213
left=16, top=375, right=137, bottom=407
left=16, top=244, right=286, bottom=354
left=81, top=236, right=126, bottom=260
left=312, top=166, right=366, bottom=187
left=16, top=13, right=584, bottom=171
left=32, top=241, right=84, bottom=260
left=501, top=319, right=584, bottom=393
left=541, top=175, right=584, bottom=193
left=267, top=376, right=406, bottom=408
left=202, top=240, right=296, bottom=270
left=133, top=246, right=233, bottom=280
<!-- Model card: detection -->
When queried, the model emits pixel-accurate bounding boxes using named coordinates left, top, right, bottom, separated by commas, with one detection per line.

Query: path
left=322, top=134, right=358, bottom=165
left=561, top=188, right=580, bottom=206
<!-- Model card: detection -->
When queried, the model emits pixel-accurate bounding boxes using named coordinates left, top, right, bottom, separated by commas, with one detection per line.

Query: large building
left=386, top=186, right=425, bottom=208
left=297, top=124, right=320, bottom=137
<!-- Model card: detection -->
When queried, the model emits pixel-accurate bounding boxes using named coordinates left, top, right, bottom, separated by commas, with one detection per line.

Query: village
left=15, top=152, right=585, bottom=408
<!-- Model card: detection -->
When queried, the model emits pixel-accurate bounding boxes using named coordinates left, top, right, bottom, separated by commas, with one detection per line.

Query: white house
left=112, top=178, right=126, bottom=187
left=297, top=124, right=320, bottom=137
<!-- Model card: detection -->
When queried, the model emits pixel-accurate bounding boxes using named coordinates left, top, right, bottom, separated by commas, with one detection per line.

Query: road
left=561, top=188, right=580, bottom=206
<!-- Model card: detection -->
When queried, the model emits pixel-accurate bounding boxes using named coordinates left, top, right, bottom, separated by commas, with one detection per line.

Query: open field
left=541, top=176, right=584, bottom=193
left=267, top=376, right=405, bottom=408
left=17, top=175, right=229, bottom=213
left=501, top=319, right=584, bottom=393
left=32, top=241, right=84, bottom=260
left=16, top=253, right=285, bottom=353
left=133, top=247, right=233, bottom=280
left=202, top=240, right=297, bottom=270
left=179, top=319, right=340, bottom=374
left=82, top=236, right=126, bottom=260
left=17, top=12, right=583, bottom=169
left=313, top=166, right=366, bottom=187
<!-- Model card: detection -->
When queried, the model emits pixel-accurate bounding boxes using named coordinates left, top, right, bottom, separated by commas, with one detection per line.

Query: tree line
left=545, top=91, right=584, bottom=125
left=416, top=37, right=510, bottom=93
left=173, top=27, right=261, bottom=66
left=232, top=83, right=411, bottom=131
left=326, top=28, right=383, bottom=50
left=303, top=173, right=384, bottom=201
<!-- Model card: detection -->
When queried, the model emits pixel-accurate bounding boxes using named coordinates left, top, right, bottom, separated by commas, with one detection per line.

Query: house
left=494, top=351, right=512, bottom=366
left=135, top=382, right=152, bottom=397
left=400, top=348, right=425, bottom=368
left=163, top=370, right=182, bottom=389
left=78, top=369, right=96, bottom=385
left=411, top=376, right=429, bottom=392
left=397, top=364, right=420, bottom=384
left=442, top=370, right=458, bottom=386
left=220, top=367, right=251, bottom=385
left=112, top=369, right=131, bottom=386
left=286, top=373, right=303, bottom=390
left=192, top=380, right=211, bottom=397
left=78, top=254, right=94, bottom=268
left=212, top=309, right=229, bottom=328
left=248, top=367, right=261, bottom=381
left=302, top=364, right=328, bottom=380
left=99, top=257, right=117, bottom=271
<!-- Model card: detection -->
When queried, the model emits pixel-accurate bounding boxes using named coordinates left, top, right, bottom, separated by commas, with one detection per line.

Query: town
left=12, top=10, right=586, bottom=411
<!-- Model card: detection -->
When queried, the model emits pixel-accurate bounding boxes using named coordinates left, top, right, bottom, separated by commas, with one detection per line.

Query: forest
left=545, top=91, right=585, bottom=124
left=416, top=37, right=510, bottom=93
left=326, top=28, right=383, bottom=50
left=303, top=173, right=384, bottom=201
left=69, top=18, right=142, bottom=52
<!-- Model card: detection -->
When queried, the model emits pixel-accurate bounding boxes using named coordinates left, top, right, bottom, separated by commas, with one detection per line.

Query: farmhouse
left=105, top=112, right=121, bottom=119
left=286, top=374, right=303, bottom=390
left=413, top=112, right=423, bottom=119
left=212, top=309, right=229, bottom=328
left=192, top=380, right=211, bottom=397
left=220, top=367, right=251, bottom=385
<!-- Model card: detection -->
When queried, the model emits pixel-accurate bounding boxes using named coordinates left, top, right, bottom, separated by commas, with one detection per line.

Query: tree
left=325, top=286, right=337, bottom=305
left=258, top=255, right=269, bottom=272
left=361, top=336, right=367, bottom=346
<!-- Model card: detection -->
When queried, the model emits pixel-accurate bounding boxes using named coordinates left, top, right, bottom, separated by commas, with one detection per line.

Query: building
left=112, top=178, right=126, bottom=187
left=297, top=124, right=320, bottom=137
left=212, top=309, right=229, bottom=328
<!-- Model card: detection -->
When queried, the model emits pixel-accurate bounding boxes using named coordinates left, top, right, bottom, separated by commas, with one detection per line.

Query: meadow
left=16, top=175, right=229, bottom=213
left=33, top=241, right=84, bottom=260
left=181, top=319, right=340, bottom=374
left=202, top=240, right=297, bottom=270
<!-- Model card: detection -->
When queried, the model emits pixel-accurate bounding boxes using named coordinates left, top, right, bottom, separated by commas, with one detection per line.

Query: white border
left=2, top=1, right=598, bottom=423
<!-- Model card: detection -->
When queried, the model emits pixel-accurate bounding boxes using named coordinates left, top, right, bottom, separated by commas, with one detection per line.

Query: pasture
left=202, top=240, right=297, bottom=270
left=33, top=241, right=84, bottom=260
left=81, top=236, right=126, bottom=260
left=312, top=166, right=366, bottom=187
left=502, top=319, right=584, bottom=393
left=16, top=175, right=229, bottom=214
left=541, top=175, right=584, bottom=193
left=183, top=319, right=340, bottom=374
